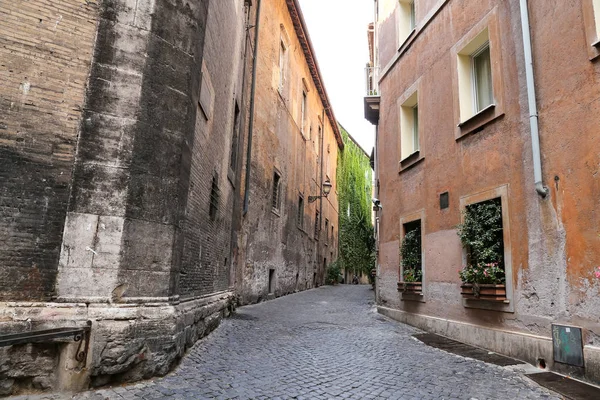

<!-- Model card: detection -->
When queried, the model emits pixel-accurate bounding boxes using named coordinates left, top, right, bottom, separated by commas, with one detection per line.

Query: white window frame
left=457, top=28, right=494, bottom=123
left=470, top=43, right=493, bottom=114
left=397, top=0, right=416, bottom=48
left=593, top=0, right=600, bottom=42
left=399, top=91, right=419, bottom=160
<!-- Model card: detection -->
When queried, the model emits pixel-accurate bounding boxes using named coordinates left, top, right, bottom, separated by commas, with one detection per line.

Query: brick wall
left=237, top=0, right=341, bottom=304
left=178, top=0, right=247, bottom=298
left=0, top=0, right=99, bottom=300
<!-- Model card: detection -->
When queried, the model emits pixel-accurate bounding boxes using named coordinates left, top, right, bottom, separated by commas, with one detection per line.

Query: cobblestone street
left=18, top=286, right=559, bottom=400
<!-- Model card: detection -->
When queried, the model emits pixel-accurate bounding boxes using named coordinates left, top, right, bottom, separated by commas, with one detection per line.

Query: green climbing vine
left=336, top=125, right=375, bottom=278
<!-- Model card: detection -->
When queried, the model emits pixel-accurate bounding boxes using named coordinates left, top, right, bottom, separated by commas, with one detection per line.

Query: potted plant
left=398, top=227, right=422, bottom=293
left=326, top=260, right=342, bottom=285
left=457, top=199, right=506, bottom=301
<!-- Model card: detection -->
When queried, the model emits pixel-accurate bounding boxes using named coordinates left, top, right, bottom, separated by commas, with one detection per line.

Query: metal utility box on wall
left=552, top=324, right=584, bottom=368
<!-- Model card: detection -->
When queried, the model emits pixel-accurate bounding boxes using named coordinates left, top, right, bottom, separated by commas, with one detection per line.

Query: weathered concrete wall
left=0, top=0, right=99, bottom=301
left=237, top=0, right=339, bottom=305
left=373, top=0, right=600, bottom=383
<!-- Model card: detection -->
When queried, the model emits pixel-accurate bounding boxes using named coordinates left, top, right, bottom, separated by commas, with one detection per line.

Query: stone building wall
left=0, top=0, right=255, bottom=395
left=0, top=0, right=99, bottom=301
left=236, top=0, right=340, bottom=305
left=372, top=0, right=600, bottom=384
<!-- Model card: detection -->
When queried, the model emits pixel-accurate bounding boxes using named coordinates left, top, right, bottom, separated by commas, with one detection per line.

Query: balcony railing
left=365, top=66, right=380, bottom=97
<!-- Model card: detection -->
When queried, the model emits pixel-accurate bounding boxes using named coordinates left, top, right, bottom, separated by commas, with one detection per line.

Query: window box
left=398, top=281, right=422, bottom=294
left=460, top=283, right=506, bottom=302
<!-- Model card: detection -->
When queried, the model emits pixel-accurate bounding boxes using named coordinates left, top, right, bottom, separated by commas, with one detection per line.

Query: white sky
left=298, top=0, right=375, bottom=154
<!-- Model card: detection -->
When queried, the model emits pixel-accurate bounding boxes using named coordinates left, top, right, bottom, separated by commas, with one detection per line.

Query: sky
left=298, top=0, right=375, bottom=154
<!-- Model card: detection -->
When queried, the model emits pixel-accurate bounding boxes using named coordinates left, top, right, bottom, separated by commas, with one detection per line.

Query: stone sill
left=398, top=152, right=424, bottom=174
left=458, top=104, right=496, bottom=128
left=456, top=105, right=504, bottom=140
left=397, top=28, right=417, bottom=53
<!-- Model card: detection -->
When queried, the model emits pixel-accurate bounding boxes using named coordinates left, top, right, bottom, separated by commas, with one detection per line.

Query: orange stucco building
left=366, top=0, right=600, bottom=383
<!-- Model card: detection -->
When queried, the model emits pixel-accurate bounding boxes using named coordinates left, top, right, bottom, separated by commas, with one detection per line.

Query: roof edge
left=286, top=0, right=344, bottom=150
left=338, top=123, right=370, bottom=158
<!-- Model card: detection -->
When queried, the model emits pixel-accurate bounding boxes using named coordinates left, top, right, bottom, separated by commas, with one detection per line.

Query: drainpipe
left=229, top=0, right=255, bottom=289
left=243, top=0, right=262, bottom=214
left=519, top=0, right=549, bottom=198
left=318, top=108, right=325, bottom=286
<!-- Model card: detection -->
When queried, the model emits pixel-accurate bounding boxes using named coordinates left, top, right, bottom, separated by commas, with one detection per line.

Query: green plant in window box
left=399, top=227, right=422, bottom=292
left=456, top=198, right=507, bottom=300
left=403, top=267, right=422, bottom=283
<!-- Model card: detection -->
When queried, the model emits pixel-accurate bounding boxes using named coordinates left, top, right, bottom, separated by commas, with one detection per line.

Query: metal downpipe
left=519, top=0, right=549, bottom=198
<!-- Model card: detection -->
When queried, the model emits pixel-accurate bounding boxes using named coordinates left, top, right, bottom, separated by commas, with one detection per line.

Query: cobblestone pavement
left=16, top=285, right=560, bottom=400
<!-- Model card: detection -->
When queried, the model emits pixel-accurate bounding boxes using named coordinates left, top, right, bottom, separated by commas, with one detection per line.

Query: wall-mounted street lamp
left=308, top=178, right=332, bottom=203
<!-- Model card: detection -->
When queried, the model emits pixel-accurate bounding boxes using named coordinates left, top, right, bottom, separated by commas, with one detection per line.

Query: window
left=279, top=40, right=287, bottom=92
left=400, top=219, right=422, bottom=284
left=199, top=62, right=214, bottom=120
left=582, top=0, right=600, bottom=59
left=399, top=209, right=425, bottom=299
left=209, top=174, right=219, bottom=221
left=457, top=28, right=494, bottom=122
left=459, top=184, right=513, bottom=312
left=301, top=90, right=307, bottom=135
left=324, top=218, right=329, bottom=244
left=400, top=91, right=419, bottom=160
left=297, top=195, right=304, bottom=229
left=314, top=210, right=320, bottom=239
left=397, top=0, right=416, bottom=47
left=472, top=45, right=493, bottom=112
left=272, top=171, right=281, bottom=213
left=229, top=101, right=240, bottom=174
left=594, top=0, right=600, bottom=41
left=331, top=225, right=334, bottom=245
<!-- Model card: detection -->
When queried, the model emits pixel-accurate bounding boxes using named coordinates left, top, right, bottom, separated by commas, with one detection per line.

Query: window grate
left=297, top=196, right=304, bottom=229
left=272, top=172, right=281, bottom=212
left=209, top=174, right=220, bottom=221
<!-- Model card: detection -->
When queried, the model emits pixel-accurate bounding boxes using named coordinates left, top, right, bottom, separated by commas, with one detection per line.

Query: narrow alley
left=17, top=286, right=558, bottom=400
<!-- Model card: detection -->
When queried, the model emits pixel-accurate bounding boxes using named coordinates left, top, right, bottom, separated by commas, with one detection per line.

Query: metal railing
left=0, top=321, right=92, bottom=366
left=365, top=66, right=380, bottom=97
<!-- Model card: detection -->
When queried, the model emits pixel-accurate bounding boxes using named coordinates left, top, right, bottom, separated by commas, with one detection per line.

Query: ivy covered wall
left=336, top=125, right=375, bottom=278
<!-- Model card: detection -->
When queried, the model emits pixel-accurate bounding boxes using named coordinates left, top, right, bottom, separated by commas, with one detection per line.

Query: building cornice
left=286, top=0, right=344, bottom=150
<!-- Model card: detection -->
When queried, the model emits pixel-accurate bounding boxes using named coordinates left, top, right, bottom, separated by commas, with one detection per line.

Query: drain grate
left=413, top=333, right=525, bottom=367
left=527, top=372, right=600, bottom=400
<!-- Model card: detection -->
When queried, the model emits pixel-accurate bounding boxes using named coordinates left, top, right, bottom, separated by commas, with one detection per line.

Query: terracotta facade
left=368, top=0, right=600, bottom=383
left=235, top=0, right=341, bottom=304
